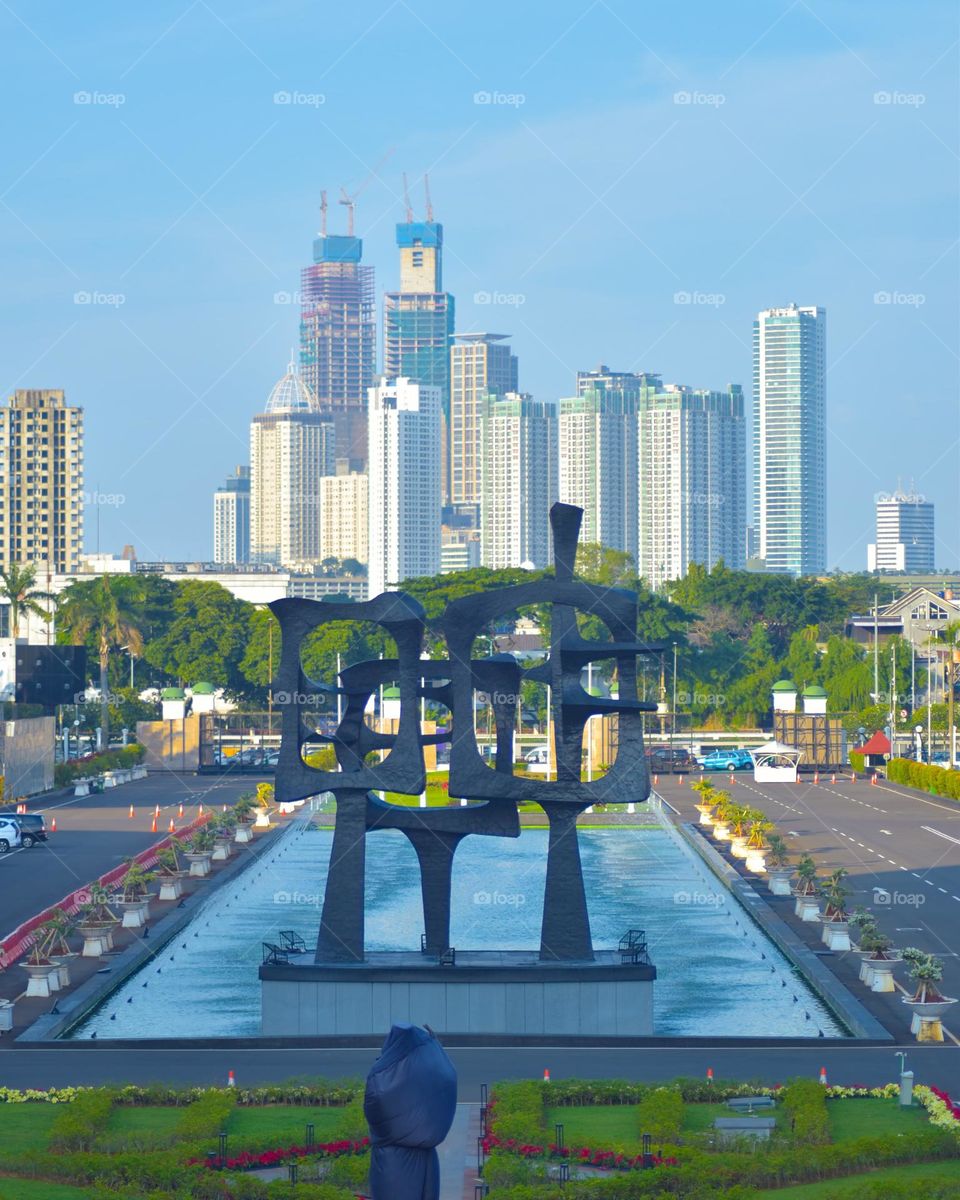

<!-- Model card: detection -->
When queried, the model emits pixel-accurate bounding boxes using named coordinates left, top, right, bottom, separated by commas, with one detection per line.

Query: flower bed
left=189, top=1136, right=370, bottom=1171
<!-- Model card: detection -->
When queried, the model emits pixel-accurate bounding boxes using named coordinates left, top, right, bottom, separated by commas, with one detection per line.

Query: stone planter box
left=767, top=869, right=793, bottom=895
left=903, top=997, right=957, bottom=1042
left=234, top=824, right=253, bottom=844
left=821, top=920, right=850, bottom=951
left=158, top=874, right=185, bottom=901
left=73, top=779, right=90, bottom=797
left=0, top=999, right=13, bottom=1032
left=24, top=962, right=58, bottom=997
left=793, top=894, right=821, bottom=922
left=185, top=852, right=212, bottom=878
left=212, top=837, right=234, bottom=862
left=121, top=898, right=150, bottom=928
left=77, top=924, right=113, bottom=957
left=102, top=772, right=118, bottom=789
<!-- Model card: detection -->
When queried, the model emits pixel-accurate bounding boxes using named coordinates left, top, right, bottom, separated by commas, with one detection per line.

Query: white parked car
left=524, top=745, right=550, bottom=765
left=0, top=817, right=22, bottom=853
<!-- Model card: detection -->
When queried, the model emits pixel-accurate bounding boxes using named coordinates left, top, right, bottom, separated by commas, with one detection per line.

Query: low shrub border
left=187, top=1137, right=370, bottom=1172
left=888, top=756, right=960, bottom=801
left=0, top=1081, right=363, bottom=1107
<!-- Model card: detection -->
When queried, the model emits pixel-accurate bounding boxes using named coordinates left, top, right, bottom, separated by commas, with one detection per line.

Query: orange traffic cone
left=178, top=802, right=184, bottom=818
left=154, top=804, right=160, bottom=817
left=707, top=1067, right=714, bottom=1084
left=830, top=773, right=836, bottom=784
left=813, top=771, right=819, bottom=784
left=151, top=815, right=158, bottom=833
left=168, top=817, right=176, bottom=833
left=678, top=774, right=684, bottom=785
left=819, top=1066, right=828, bottom=1086
left=199, top=803, right=204, bottom=816
left=543, top=1068, right=550, bottom=1082
left=50, top=817, right=56, bottom=833
left=870, top=773, right=878, bottom=786
left=729, top=773, right=735, bottom=784
left=653, top=774, right=659, bottom=786
left=227, top=1070, right=236, bottom=1087
left=222, top=804, right=227, bottom=813
left=128, top=803, right=134, bottom=819
left=851, top=772, right=857, bottom=783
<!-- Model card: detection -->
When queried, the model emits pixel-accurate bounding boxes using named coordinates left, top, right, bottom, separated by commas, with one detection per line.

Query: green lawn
left=546, top=1104, right=642, bottom=1150
left=107, top=1106, right=181, bottom=1137
left=227, top=1105, right=345, bottom=1144
left=0, top=1108, right=60, bottom=1142
left=825, top=1097, right=927, bottom=1140
left=755, top=1159, right=960, bottom=1197
left=0, top=1180, right=90, bottom=1200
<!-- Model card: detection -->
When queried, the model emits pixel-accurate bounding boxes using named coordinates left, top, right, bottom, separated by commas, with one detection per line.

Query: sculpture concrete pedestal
left=261, top=951, right=655, bottom=1041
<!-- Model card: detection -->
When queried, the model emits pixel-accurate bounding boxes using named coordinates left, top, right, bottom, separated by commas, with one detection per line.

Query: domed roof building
left=264, top=361, right=321, bottom=415
left=249, top=359, right=334, bottom=568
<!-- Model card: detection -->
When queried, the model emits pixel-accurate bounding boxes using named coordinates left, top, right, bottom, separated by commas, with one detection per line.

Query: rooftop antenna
left=319, top=190, right=327, bottom=237
left=423, top=172, right=434, bottom=222
left=338, top=146, right=395, bottom=236
left=401, top=172, right=414, bottom=223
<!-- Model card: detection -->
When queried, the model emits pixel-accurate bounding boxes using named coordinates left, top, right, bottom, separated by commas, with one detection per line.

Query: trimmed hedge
left=781, top=1077, right=829, bottom=1145
left=174, top=1089, right=236, bottom=1141
left=635, top=1086, right=683, bottom=1144
left=888, top=757, right=960, bottom=800
left=849, top=749, right=865, bottom=773
left=48, top=1088, right=114, bottom=1151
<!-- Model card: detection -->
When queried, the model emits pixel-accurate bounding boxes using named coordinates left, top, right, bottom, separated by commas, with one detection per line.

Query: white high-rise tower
left=367, top=378, right=442, bottom=595
left=753, top=305, right=826, bottom=575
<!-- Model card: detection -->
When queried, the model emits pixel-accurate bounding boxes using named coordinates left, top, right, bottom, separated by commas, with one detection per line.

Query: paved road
left=0, top=772, right=268, bottom=939
left=2, top=1044, right=956, bottom=1093
left=657, top=772, right=960, bottom=1032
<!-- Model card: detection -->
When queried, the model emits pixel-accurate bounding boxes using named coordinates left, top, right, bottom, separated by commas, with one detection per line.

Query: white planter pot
left=745, top=849, right=767, bottom=874
left=821, top=921, right=851, bottom=951
left=234, top=825, right=253, bottom=844
left=869, top=959, right=897, bottom=992
left=712, top=822, right=731, bottom=841
left=695, top=805, right=715, bottom=827
left=0, top=1000, right=13, bottom=1031
left=49, top=956, right=74, bottom=989
left=211, top=838, right=234, bottom=861
left=73, top=780, right=90, bottom=797
left=254, top=809, right=271, bottom=828
left=186, top=853, right=211, bottom=878
left=24, top=962, right=57, bottom=997
left=904, top=997, right=957, bottom=1042
left=121, top=899, right=150, bottom=928
left=102, top=772, right=117, bottom=789
left=78, top=926, right=109, bottom=957
left=794, top=895, right=821, bottom=922
left=767, top=869, right=793, bottom=895
left=158, top=875, right=184, bottom=901
left=729, top=836, right=749, bottom=859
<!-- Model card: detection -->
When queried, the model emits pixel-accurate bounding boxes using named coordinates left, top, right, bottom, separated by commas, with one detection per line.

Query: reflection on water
left=67, top=820, right=845, bottom=1039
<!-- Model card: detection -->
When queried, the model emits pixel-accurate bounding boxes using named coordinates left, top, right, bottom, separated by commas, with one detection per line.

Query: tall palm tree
left=57, top=576, right=144, bottom=743
left=0, top=561, right=55, bottom=639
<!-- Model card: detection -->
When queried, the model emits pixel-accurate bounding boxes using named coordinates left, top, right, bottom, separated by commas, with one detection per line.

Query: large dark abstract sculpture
left=270, top=503, right=661, bottom=966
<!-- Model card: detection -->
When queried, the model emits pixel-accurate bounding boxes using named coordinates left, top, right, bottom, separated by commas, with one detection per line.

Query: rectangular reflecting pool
left=65, top=817, right=846, bottom=1039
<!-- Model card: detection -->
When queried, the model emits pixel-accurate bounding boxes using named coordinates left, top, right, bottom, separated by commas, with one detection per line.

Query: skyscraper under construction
left=383, top=207, right=455, bottom=498
left=299, top=220, right=376, bottom=470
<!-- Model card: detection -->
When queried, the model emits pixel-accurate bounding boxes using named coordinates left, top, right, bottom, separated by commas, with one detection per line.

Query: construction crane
left=318, top=189, right=327, bottom=237
left=401, top=172, right=414, bottom=223
left=423, top=172, right=434, bottom=222
left=338, top=146, right=395, bottom=236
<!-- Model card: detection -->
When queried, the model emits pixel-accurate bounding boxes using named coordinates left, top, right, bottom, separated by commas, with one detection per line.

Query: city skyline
left=0, top=2, right=956, bottom=569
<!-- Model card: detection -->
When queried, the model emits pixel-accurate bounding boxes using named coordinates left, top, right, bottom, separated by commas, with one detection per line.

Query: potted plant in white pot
left=901, top=949, right=957, bottom=1041
left=691, top=779, right=717, bottom=827
left=43, top=909, right=77, bottom=988
left=184, top=826, right=215, bottom=877
left=710, top=793, right=734, bottom=841
left=727, top=805, right=754, bottom=859
left=211, top=812, right=237, bottom=861
left=22, top=923, right=60, bottom=997
left=819, top=868, right=851, bottom=950
left=118, top=862, right=155, bottom=928
left=76, top=885, right=120, bottom=957
left=857, top=926, right=900, bottom=991
left=744, top=813, right=773, bottom=873
left=793, top=854, right=822, bottom=922
left=254, top=781, right=274, bottom=828
left=155, top=842, right=187, bottom=901
left=764, top=834, right=794, bottom=895
left=232, top=794, right=257, bottom=843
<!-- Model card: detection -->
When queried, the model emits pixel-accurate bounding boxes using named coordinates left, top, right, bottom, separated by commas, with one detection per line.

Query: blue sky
left=0, top=1, right=957, bottom=569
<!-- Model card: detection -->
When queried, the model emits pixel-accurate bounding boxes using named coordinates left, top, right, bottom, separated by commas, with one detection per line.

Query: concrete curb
left=17, top=821, right=291, bottom=1043
left=673, top=819, right=892, bottom=1042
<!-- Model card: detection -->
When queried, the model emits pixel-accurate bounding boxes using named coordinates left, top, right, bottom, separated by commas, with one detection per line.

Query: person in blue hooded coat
left=364, top=1023, right=458, bottom=1199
